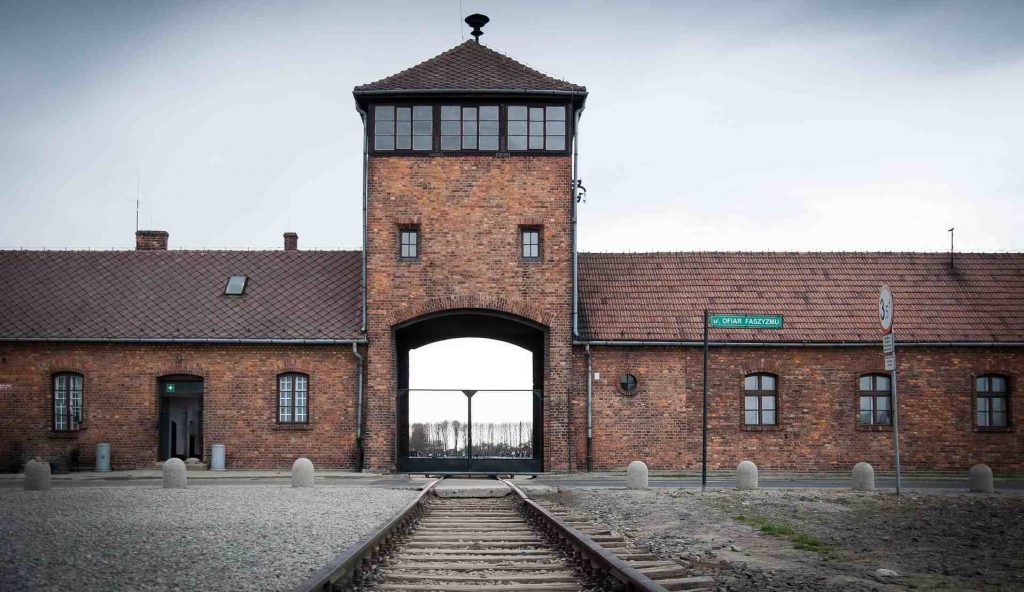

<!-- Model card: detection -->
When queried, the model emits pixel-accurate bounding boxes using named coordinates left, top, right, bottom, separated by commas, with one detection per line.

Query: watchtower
left=353, top=16, right=587, bottom=472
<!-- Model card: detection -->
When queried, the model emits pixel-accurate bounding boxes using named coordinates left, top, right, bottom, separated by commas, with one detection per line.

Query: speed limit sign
left=879, top=284, right=894, bottom=334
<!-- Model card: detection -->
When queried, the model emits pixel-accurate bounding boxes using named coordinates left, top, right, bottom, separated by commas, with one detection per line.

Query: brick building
left=2, top=26, right=1022, bottom=473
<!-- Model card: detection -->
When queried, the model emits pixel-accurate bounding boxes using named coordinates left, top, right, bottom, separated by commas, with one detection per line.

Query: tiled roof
left=354, top=41, right=586, bottom=93
left=578, top=252, right=1024, bottom=343
left=0, top=250, right=363, bottom=342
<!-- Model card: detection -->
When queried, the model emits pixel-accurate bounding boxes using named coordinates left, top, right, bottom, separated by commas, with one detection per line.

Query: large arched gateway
left=394, top=310, right=545, bottom=474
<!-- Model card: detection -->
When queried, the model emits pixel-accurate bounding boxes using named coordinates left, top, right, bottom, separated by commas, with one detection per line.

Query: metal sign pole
left=702, top=308, right=709, bottom=492
left=890, top=334, right=902, bottom=496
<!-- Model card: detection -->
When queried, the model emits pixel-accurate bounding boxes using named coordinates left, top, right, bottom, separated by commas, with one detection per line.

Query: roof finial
left=465, top=13, right=489, bottom=43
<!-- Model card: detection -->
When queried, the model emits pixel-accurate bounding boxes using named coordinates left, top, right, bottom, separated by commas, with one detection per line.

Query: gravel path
left=548, top=487, right=1024, bottom=591
left=0, top=485, right=417, bottom=591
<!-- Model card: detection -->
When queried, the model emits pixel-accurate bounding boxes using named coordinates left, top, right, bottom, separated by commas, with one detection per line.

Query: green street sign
left=709, top=314, right=784, bottom=329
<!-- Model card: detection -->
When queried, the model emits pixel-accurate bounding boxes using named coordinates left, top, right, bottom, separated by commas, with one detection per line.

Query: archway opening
left=395, top=310, right=545, bottom=473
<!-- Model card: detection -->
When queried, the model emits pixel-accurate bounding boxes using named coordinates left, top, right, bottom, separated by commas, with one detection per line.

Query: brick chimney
left=284, top=232, right=298, bottom=251
left=135, top=230, right=169, bottom=251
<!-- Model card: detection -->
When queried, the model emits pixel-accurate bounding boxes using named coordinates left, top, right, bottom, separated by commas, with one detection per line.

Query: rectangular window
left=521, top=227, right=540, bottom=259
left=441, top=105, right=499, bottom=151
left=375, top=105, right=433, bottom=151
left=507, top=105, right=567, bottom=151
left=399, top=228, right=419, bottom=259
left=53, top=373, right=83, bottom=432
left=278, top=373, right=309, bottom=424
left=976, top=375, right=1010, bottom=428
left=744, top=373, right=777, bottom=426
left=858, top=375, right=892, bottom=426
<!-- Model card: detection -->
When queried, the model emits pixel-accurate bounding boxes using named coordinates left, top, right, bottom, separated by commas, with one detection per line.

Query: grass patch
left=734, top=514, right=835, bottom=554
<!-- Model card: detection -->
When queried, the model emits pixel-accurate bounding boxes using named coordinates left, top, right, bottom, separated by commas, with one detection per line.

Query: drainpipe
left=585, top=344, right=593, bottom=472
left=571, top=103, right=585, bottom=338
left=357, top=105, right=369, bottom=334
left=352, top=343, right=365, bottom=472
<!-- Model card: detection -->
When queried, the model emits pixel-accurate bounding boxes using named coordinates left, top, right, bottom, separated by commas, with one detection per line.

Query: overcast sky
left=2, top=0, right=1023, bottom=252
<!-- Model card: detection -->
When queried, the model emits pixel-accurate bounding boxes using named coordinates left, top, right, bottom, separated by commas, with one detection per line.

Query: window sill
left=740, top=424, right=781, bottom=432
left=49, top=430, right=83, bottom=439
left=856, top=424, right=893, bottom=432
left=273, top=423, right=312, bottom=431
left=974, top=426, right=1013, bottom=434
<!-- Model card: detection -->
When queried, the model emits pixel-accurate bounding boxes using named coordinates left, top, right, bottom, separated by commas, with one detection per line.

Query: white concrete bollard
left=968, top=464, right=993, bottom=493
left=292, top=457, right=315, bottom=488
left=24, top=459, right=51, bottom=491
left=162, top=458, right=187, bottom=489
left=737, top=460, right=758, bottom=490
left=626, top=460, right=649, bottom=489
left=851, top=462, right=875, bottom=492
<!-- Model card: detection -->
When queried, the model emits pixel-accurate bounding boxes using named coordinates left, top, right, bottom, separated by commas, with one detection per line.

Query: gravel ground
left=548, top=488, right=1024, bottom=591
left=0, top=485, right=417, bottom=591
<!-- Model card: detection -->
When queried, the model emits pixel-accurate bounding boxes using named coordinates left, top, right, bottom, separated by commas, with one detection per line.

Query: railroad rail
left=293, top=477, right=713, bottom=592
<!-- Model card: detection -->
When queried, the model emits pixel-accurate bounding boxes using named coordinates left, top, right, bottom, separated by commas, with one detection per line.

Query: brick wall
left=0, top=342, right=361, bottom=471
left=572, top=345, right=1024, bottom=471
left=364, top=155, right=574, bottom=471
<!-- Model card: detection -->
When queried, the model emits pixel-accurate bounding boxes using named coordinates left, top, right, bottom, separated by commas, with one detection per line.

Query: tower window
left=375, top=105, right=432, bottom=151
left=521, top=227, right=541, bottom=259
left=507, top=105, right=566, bottom=151
left=441, top=105, right=499, bottom=151
left=399, top=227, right=419, bottom=259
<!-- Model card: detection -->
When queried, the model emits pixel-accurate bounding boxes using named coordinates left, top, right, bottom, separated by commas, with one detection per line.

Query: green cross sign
left=165, top=383, right=176, bottom=393
left=708, top=314, right=784, bottom=329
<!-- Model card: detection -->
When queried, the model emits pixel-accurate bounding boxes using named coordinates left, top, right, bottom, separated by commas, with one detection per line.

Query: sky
left=2, top=0, right=1023, bottom=253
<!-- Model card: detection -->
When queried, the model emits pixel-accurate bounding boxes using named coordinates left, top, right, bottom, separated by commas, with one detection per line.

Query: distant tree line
left=409, top=420, right=533, bottom=458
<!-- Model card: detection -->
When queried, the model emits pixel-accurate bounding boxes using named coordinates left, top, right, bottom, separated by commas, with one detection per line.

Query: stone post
left=626, top=460, right=649, bottom=489
left=24, top=459, right=51, bottom=491
left=851, top=462, right=875, bottom=492
left=737, top=460, right=758, bottom=490
left=292, top=457, right=314, bottom=488
left=162, top=458, right=187, bottom=489
left=968, top=464, right=993, bottom=493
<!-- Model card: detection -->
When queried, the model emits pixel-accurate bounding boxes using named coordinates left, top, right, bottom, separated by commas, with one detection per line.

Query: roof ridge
left=354, top=40, right=585, bottom=93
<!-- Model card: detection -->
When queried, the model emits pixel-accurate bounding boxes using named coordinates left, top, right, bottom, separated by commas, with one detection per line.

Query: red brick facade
left=363, top=155, right=574, bottom=471
left=572, top=345, right=1023, bottom=471
left=0, top=343, right=361, bottom=471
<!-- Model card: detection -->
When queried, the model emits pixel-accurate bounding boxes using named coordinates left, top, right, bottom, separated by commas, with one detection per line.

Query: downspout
left=357, top=105, right=369, bottom=334
left=352, top=343, right=364, bottom=472
left=585, top=344, right=593, bottom=472
left=571, top=103, right=584, bottom=338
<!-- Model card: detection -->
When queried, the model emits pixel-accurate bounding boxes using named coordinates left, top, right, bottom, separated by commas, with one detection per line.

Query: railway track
left=294, top=478, right=713, bottom=592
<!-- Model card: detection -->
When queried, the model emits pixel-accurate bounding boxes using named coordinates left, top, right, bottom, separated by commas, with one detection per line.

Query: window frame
left=277, top=372, right=309, bottom=425
left=372, top=104, right=434, bottom=152
left=520, top=226, right=542, bottom=260
left=506, top=104, right=568, bottom=152
left=743, top=373, right=778, bottom=427
left=398, top=226, right=420, bottom=260
left=439, top=104, right=501, bottom=152
left=975, top=374, right=1011, bottom=431
left=367, top=101, right=573, bottom=155
left=52, top=372, right=84, bottom=433
left=857, top=374, right=893, bottom=427
left=617, top=373, right=639, bottom=396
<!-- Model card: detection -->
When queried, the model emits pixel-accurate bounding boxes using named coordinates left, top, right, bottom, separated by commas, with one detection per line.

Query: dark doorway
left=395, top=310, right=545, bottom=474
left=158, top=376, right=203, bottom=461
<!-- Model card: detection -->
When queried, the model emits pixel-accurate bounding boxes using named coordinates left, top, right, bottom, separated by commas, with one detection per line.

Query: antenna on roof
left=465, top=13, right=489, bottom=43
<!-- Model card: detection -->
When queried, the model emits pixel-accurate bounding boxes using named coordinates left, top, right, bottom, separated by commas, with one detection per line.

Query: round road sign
left=879, top=284, right=894, bottom=334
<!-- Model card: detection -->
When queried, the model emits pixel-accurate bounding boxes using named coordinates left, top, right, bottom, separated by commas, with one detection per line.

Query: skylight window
left=224, top=275, right=247, bottom=295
